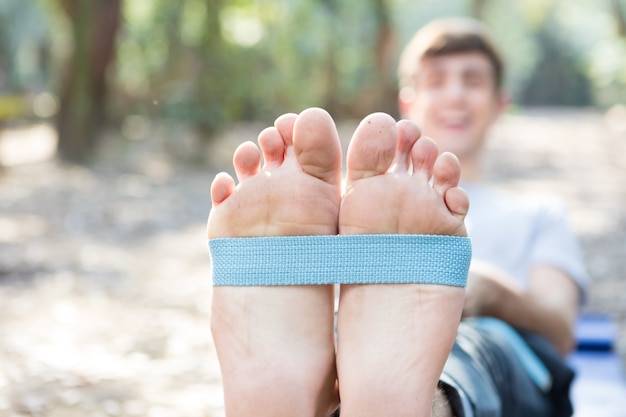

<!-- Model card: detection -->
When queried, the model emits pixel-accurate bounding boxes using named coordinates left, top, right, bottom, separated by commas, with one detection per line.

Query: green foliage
left=4, top=0, right=626, bottom=140
left=113, top=0, right=395, bottom=132
left=0, top=0, right=50, bottom=93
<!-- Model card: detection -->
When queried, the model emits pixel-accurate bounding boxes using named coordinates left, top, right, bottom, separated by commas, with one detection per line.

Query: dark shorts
left=440, top=320, right=575, bottom=417
left=332, top=319, right=575, bottom=417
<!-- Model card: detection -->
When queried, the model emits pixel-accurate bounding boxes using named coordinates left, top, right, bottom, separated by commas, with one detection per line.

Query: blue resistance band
left=209, top=234, right=471, bottom=287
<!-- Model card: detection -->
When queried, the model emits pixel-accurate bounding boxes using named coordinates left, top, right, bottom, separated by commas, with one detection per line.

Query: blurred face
left=399, top=52, right=505, bottom=160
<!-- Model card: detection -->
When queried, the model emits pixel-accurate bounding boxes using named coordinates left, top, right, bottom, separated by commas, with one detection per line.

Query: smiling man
left=396, top=17, right=590, bottom=417
left=398, top=18, right=506, bottom=181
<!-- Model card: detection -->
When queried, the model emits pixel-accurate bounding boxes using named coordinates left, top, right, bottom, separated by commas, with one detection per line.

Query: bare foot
left=336, top=113, right=468, bottom=417
left=208, top=108, right=342, bottom=417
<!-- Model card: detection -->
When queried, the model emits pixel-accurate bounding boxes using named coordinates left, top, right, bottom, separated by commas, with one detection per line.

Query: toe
left=233, top=141, right=262, bottom=182
left=210, top=172, right=236, bottom=207
left=292, top=108, right=342, bottom=186
left=389, top=119, right=421, bottom=174
left=432, top=152, right=462, bottom=196
left=444, top=186, right=470, bottom=218
left=346, top=112, right=397, bottom=182
left=258, top=127, right=286, bottom=169
left=410, top=135, right=439, bottom=179
left=274, top=113, right=297, bottom=146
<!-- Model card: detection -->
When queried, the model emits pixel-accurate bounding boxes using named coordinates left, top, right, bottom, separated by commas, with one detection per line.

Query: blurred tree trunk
left=471, top=0, right=488, bottom=20
left=196, top=0, right=225, bottom=138
left=372, top=0, right=397, bottom=116
left=56, top=0, right=121, bottom=163
left=520, top=29, right=593, bottom=106
left=351, top=0, right=396, bottom=117
left=611, top=0, right=626, bottom=37
left=321, top=0, right=339, bottom=115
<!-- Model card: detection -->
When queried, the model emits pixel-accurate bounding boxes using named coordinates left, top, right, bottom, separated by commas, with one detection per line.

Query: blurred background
left=1, top=0, right=626, bottom=416
left=0, top=0, right=626, bottom=163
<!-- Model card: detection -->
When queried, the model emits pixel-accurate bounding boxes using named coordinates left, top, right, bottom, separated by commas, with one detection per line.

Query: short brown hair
left=397, top=17, right=504, bottom=91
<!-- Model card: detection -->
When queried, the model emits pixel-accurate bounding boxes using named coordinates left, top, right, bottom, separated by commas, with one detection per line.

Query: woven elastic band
left=209, top=234, right=470, bottom=287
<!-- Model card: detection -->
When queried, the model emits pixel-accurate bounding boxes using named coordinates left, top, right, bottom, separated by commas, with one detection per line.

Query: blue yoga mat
left=568, top=314, right=626, bottom=417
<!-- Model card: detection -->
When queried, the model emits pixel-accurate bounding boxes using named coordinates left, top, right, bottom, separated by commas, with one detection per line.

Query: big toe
left=345, top=113, right=398, bottom=183
left=291, top=108, right=342, bottom=187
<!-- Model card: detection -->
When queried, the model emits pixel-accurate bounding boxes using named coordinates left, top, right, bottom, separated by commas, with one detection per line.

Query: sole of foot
left=336, top=113, right=468, bottom=417
left=208, top=108, right=343, bottom=417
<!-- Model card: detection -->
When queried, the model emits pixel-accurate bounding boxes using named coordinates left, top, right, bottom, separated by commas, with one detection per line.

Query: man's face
left=400, top=52, right=505, bottom=160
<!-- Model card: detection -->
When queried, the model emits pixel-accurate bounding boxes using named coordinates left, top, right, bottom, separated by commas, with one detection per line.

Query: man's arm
left=464, top=262, right=580, bottom=356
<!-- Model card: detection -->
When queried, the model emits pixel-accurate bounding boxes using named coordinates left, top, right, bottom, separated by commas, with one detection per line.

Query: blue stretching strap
left=209, top=234, right=470, bottom=287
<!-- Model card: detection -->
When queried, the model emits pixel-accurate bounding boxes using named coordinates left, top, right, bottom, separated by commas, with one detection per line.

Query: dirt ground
left=1, top=107, right=625, bottom=416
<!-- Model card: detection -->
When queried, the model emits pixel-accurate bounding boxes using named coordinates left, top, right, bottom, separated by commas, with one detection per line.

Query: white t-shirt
left=463, top=182, right=590, bottom=301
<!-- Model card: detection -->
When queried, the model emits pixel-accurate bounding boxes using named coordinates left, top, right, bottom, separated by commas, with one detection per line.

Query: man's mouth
left=439, top=113, right=470, bottom=130
left=442, top=120, right=469, bottom=130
